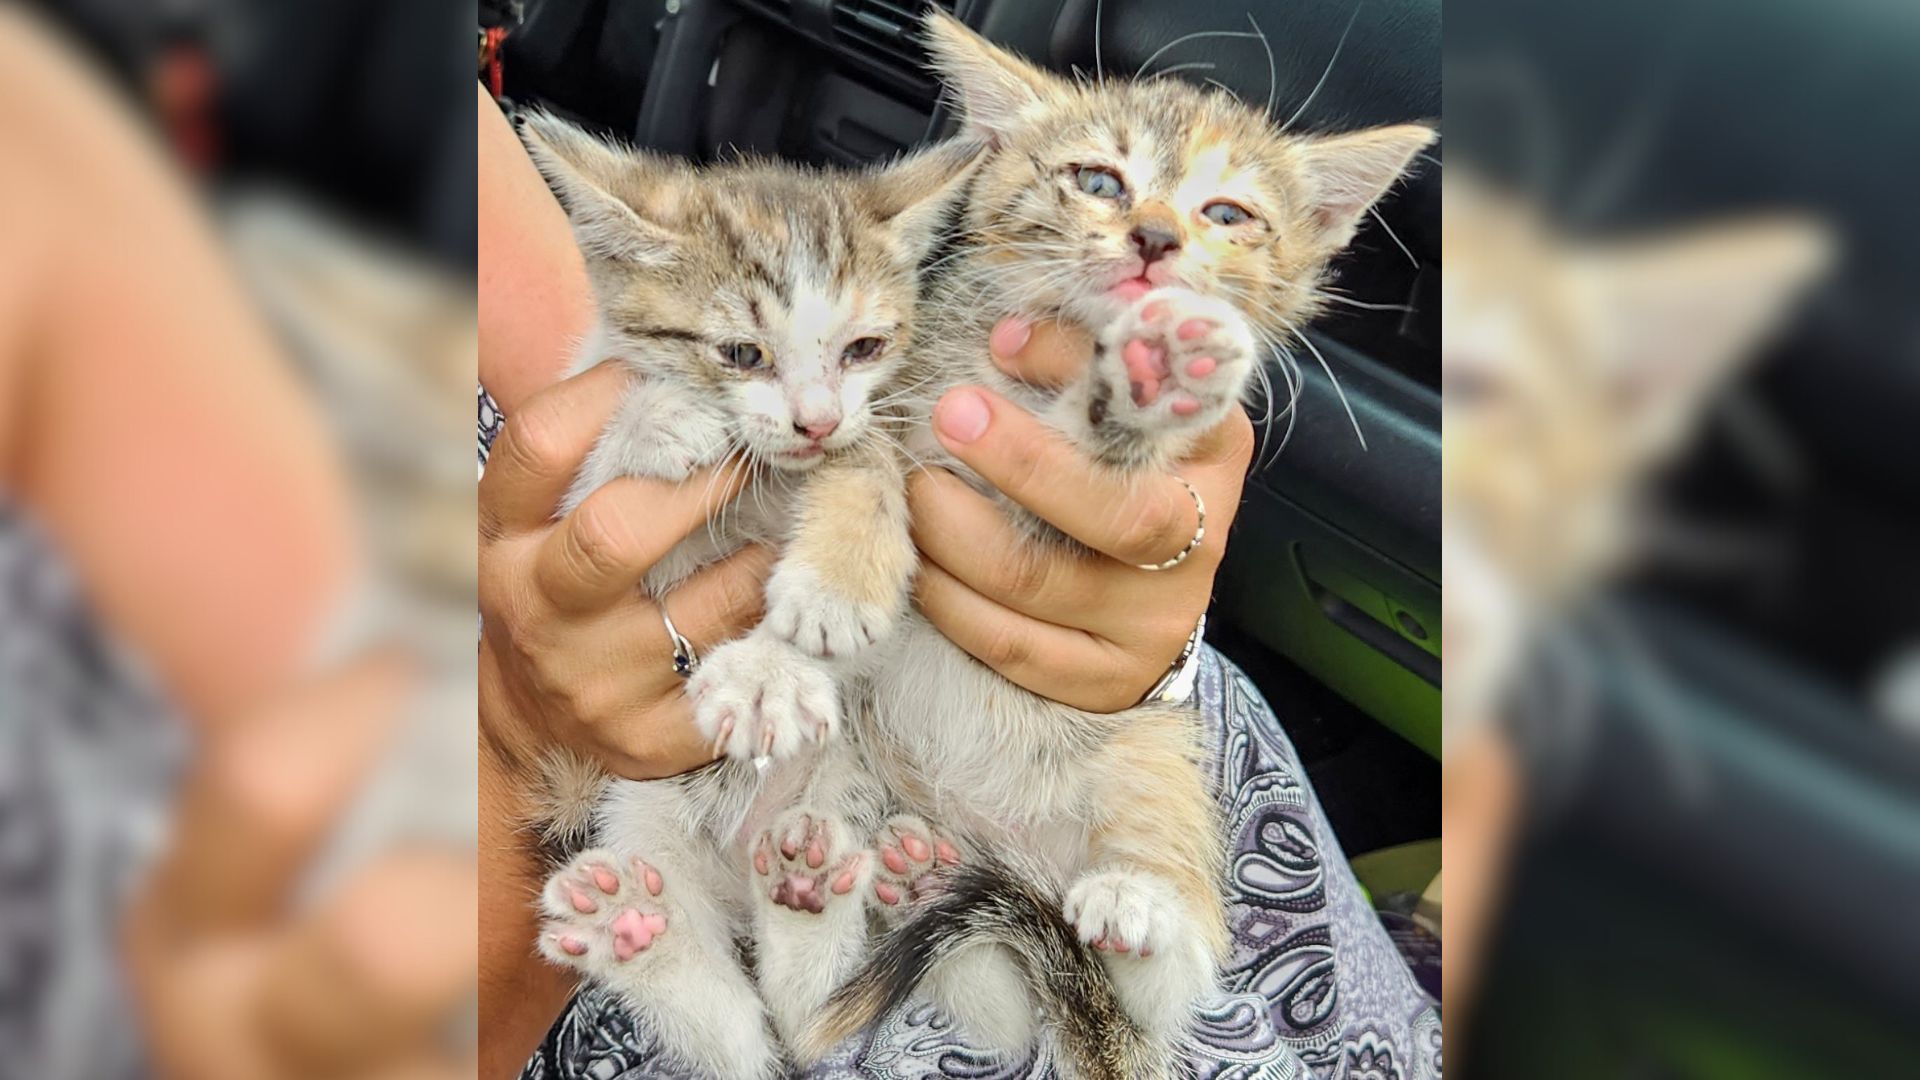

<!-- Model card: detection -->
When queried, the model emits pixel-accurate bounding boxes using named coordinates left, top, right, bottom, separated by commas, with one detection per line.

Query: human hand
left=478, top=360, right=773, bottom=781
left=909, top=318, right=1254, bottom=713
left=127, top=654, right=475, bottom=1080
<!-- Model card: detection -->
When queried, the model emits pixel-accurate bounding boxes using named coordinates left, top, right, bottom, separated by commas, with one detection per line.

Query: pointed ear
left=920, top=9, right=1057, bottom=143
left=1577, top=219, right=1832, bottom=461
left=516, top=109, right=680, bottom=268
left=866, top=137, right=990, bottom=264
left=1294, top=123, right=1437, bottom=249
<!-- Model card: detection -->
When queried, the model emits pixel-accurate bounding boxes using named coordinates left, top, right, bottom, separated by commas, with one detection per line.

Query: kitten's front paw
left=763, top=563, right=896, bottom=660
left=752, top=809, right=870, bottom=915
left=1062, top=867, right=1187, bottom=959
left=689, top=636, right=839, bottom=760
left=1098, top=287, right=1256, bottom=432
left=538, top=849, right=671, bottom=970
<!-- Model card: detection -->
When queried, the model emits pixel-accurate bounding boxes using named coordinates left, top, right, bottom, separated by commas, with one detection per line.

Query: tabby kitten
left=1440, top=169, right=1830, bottom=747
left=514, top=110, right=980, bottom=1079
left=774, top=13, right=1440, bottom=1078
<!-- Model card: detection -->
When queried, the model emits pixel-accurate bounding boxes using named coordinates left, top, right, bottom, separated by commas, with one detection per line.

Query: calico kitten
left=777, top=13, right=1439, bottom=1078
left=1440, top=169, right=1829, bottom=746
left=514, top=110, right=981, bottom=1079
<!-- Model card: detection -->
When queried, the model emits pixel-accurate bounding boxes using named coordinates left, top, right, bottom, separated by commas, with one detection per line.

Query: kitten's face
left=922, top=11, right=1435, bottom=340
left=1440, top=170, right=1828, bottom=737
left=597, top=177, right=919, bottom=470
left=519, top=116, right=977, bottom=470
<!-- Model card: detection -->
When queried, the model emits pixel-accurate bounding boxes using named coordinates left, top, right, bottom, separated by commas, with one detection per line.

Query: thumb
left=143, top=650, right=418, bottom=934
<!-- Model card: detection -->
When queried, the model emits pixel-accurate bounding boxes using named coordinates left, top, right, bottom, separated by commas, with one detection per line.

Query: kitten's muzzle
left=1129, top=223, right=1182, bottom=265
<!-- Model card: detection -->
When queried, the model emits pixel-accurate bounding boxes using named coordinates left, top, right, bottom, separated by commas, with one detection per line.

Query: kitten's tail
left=797, top=857, right=1169, bottom=1080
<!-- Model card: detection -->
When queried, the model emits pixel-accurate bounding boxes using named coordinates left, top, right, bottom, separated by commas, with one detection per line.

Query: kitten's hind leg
left=1069, top=704, right=1229, bottom=1040
left=540, top=849, right=779, bottom=1080
left=750, top=808, right=874, bottom=1050
left=869, top=814, right=962, bottom=923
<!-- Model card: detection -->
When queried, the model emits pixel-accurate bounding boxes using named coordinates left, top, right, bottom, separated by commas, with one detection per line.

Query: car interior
left=1449, top=1, right=1920, bottom=1076
left=491, top=0, right=1444, bottom=987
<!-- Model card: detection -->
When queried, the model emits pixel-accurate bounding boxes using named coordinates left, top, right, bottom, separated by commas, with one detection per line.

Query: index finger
left=930, top=386, right=1252, bottom=566
left=535, top=461, right=755, bottom=613
left=988, top=318, right=1094, bottom=388
left=480, top=360, right=631, bottom=536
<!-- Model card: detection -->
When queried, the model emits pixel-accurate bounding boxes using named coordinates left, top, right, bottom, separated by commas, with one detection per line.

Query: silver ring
left=1135, top=477, right=1206, bottom=572
left=661, top=603, right=697, bottom=677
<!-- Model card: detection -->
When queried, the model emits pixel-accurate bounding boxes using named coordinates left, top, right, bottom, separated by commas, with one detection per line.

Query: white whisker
left=1280, top=3, right=1364, bottom=133
left=1136, top=30, right=1263, bottom=81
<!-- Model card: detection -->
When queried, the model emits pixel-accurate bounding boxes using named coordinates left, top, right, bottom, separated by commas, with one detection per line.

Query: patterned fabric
left=480, top=386, right=505, bottom=470
left=0, top=501, right=180, bottom=1080
left=483, top=385, right=1438, bottom=1078
left=520, top=651, right=1440, bottom=1080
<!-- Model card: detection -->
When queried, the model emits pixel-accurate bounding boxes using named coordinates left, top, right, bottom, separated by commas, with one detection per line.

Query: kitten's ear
left=920, top=9, right=1056, bottom=143
left=1577, top=219, right=1833, bottom=462
left=516, top=109, right=680, bottom=267
left=866, top=137, right=990, bottom=263
left=1294, top=123, right=1437, bottom=249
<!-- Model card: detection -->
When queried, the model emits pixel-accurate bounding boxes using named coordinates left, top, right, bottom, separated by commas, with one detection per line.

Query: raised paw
left=1062, top=868, right=1187, bottom=959
left=538, top=849, right=671, bottom=969
left=763, top=563, right=896, bottom=660
left=870, top=815, right=961, bottom=917
left=752, top=809, right=870, bottom=915
left=1098, top=286, right=1257, bottom=430
left=689, top=635, right=839, bottom=761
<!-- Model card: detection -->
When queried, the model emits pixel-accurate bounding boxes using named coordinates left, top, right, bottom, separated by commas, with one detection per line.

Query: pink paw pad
left=610, top=908, right=667, bottom=960
left=872, top=816, right=958, bottom=912
left=756, top=811, right=866, bottom=916
left=540, top=849, right=672, bottom=970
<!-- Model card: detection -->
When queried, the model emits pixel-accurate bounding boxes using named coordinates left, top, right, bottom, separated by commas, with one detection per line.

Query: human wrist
left=1138, top=613, right=1207, bottom=706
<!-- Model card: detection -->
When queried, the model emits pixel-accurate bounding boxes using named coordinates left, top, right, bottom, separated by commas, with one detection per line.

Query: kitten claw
left=689, top=637, right=840, bottom=761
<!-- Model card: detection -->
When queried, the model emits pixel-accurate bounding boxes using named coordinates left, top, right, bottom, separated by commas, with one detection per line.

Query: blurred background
left=1444, top=1, right=1920, bottom=1077
left=0, top=1, right=474, bottom=1077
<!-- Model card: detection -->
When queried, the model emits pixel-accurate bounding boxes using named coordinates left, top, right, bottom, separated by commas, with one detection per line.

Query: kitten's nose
left=1129, top=223, right=1182, bottom=264
left=796, top=418, right=840, bottom=441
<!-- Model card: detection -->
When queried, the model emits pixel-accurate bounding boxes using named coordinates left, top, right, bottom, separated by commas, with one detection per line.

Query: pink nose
left=797, top=419, right=839, bottom=441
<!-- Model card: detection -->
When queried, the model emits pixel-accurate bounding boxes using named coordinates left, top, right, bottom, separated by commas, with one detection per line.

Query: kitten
left=514, top=110, right=981, bottom=1079
left=1440, top=169, right=1830, bottom=749
left=774, top=13, right=1439, bottom=1078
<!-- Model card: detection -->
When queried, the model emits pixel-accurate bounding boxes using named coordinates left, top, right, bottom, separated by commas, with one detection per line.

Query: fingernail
left=935, top=389, right=991, bottom=444
left=990, top=318, right=1032, bottom=359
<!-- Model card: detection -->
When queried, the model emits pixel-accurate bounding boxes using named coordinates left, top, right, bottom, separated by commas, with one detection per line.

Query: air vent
left=832, top=0, right=954, bottom=78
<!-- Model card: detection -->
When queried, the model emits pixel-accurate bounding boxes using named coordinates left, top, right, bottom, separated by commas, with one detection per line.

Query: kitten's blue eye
left=720, top=342, right=767, bottom=370
left=842, top=336, right=886, bottom=363
left=1075, top=166, right=1125, bottom=199
left=1203, top=201, right=1254, bottom=226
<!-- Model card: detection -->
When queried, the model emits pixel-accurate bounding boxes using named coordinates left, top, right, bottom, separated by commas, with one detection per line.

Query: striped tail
left=797, top=857, right=1169, bottom=1079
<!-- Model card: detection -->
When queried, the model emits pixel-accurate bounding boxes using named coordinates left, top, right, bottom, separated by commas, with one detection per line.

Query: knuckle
left=1116, top=490, right=1184, bottom=563
left=999, top=551, right=1053, bottom=606
left=566, top=494, right=642, bottom=582
left=549, top=678, right=603, bottom=730
left=997, top=431, right=1050, bottom=498
left=981, top=621, right=1034, bottom=674
left=495, top=401, right=571, bottom=482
